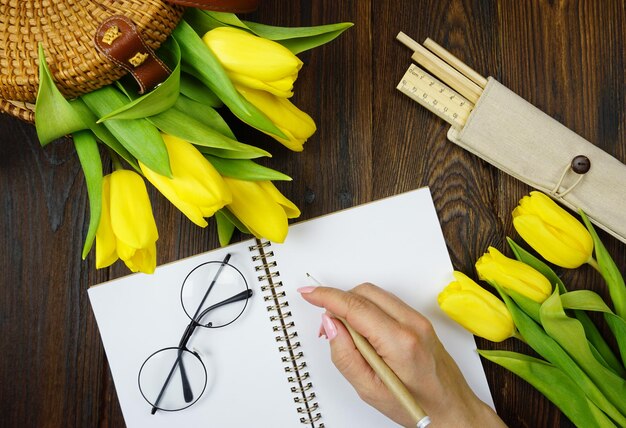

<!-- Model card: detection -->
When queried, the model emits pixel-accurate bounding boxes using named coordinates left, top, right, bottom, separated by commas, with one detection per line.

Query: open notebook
left=88, top=187, right=494, bottom=427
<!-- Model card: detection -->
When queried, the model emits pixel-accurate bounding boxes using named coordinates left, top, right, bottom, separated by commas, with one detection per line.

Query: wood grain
left=0, top=1, right=624, bottom=427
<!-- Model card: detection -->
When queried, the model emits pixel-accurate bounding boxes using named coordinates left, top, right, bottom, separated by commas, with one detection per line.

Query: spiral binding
left=249, top=239, right=324, bottom=427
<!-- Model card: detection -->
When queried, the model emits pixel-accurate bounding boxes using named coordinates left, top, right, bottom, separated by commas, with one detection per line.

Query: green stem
left=110, top=150, right=124, bottom=171
left=587, top=257, right=601, bottom=273
left=513, top=331, right=526, bottom=343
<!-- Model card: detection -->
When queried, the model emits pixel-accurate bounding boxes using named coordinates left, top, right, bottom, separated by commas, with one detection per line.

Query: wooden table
left=1, top=1, right=624, bottom=427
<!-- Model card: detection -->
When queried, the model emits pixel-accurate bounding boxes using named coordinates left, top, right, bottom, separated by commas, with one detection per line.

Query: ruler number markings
left=396, top=64, right=473, bottom=129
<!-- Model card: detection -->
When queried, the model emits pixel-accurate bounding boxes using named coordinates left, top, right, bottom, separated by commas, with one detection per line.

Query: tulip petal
left=118, top=240, right=157, bottom=274
left=224, top=178, right=288, bottom=243
left=109, top=170, right=159, bottom=248
left=228, top=72, right=294, bottom=98
left=95, top=175, right=119, bottom=269
left=513, top=192, right=593, bottom=267
left=258, top=181, right=301, bottom=218
left=236, top=86, right=316, bottom=151
left=513, top=215, right=588, bottom=268
left=476, top=246, right=552, bottom=302
left=438, top=272, right=515, bottom=342
left=203, top=27, right=303, bottom=81
left=140, top=164, right=206, bottom=227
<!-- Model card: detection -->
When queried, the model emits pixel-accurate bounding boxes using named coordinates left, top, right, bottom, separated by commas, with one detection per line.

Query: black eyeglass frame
left=137, top=254, right=253, bottom=414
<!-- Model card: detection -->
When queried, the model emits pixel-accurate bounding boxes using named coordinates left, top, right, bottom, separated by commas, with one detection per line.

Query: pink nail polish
left=321, top=313, right=337, bottom=340
left=318, top=322, right=326, bottom=338
left=297, top=286, right=317, bottom=294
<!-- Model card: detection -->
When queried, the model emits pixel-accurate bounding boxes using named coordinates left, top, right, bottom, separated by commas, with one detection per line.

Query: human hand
left=298, top=283, right=506, bottom=428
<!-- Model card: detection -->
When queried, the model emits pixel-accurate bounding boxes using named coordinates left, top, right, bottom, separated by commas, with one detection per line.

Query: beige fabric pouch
left=447, top=78, right=626, bottom=244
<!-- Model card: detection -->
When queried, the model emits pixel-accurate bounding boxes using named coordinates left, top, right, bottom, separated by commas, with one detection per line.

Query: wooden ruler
left=397, top=64, right=473, bottom=130
left=396, top=33, right=486, bottom=130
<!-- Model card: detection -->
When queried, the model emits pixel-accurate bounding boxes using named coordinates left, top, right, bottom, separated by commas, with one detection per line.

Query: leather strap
left=165, top=0, right=259, bottom=12
left=94, top=16, right=172, bottom=94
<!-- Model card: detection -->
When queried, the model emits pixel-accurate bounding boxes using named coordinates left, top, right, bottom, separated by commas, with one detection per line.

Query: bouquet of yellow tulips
left=438, top=191, right=626, bottom=427
left=34, top=9, right=351, bottom=274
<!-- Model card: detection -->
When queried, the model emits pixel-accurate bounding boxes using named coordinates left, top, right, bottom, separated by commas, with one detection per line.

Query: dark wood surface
left=1, top=1, right=624, bottom=427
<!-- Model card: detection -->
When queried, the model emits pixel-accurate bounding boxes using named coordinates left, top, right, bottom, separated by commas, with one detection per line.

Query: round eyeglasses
left=137, top=254, right=252, bottom=413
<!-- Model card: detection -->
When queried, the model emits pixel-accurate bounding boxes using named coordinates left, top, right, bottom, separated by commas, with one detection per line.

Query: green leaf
left=69, top=99, right=139, bottom=172
left=215, top=210, right=235, bottom=247
left=507, top=237, right=618, bottom=371
left=194, top=146, right=266, bottom=160
left=173, top=20, right=248, bottom=114
left=180, top=72, right=223, bottom=108
left=580, top=210, right=626, bottom=319
left=220, top=208, right=250, bottom=235
left=479, top=350, right=618, bottom=428
left=503, top=287, right=541, bottom=323
left=277, top=29, right=352, bottom=55
left=205, top=156, right=291, bottom=181
left=496, top=285, right=626, bottom=425
left=97, top=38, right=181, bottom=121
left=35, top=44, right=87, bottom=145
left=174, top=95, right=235, bottom=139
left=540, top=290, right=626, bottom=416
left=148, top=108, right=270, bottom=158
left=201, top=11, right=248, bottom=30
left=73, top=130, right=102, bottom=259
left=183, top=7, right=224, bottom=35
left=562, top=290, right=626, bottom=372
left=174, top=19, right=286, bottom=139
left=81, top=86, right=171, bottom=177
left=507, top=237, right=566, bottom=293
left=203, top=11, right=353, bottom=54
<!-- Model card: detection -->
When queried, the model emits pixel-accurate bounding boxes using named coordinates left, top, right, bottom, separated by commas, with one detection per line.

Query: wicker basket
left=0, top=0, right=185, bottom=123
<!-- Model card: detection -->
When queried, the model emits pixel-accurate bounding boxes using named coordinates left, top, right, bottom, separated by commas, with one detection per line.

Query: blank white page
left=88, top=187, right=494, bottom=427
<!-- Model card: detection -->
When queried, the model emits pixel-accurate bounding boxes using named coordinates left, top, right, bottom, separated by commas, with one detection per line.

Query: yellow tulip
left=96, top=170, right=158, bottom=274
left=140, top=134, right=232, bottom=227
left=512, top=192, right=593, bottom=268
left=236, top=85, right=316, bottom=151
left=203, top=27, right=303, bottom=98
left=224, top=178, right=300, bottom=243
left=438, top=272, right=516, bottom=342
left=475, top=247, right=552, bottom=303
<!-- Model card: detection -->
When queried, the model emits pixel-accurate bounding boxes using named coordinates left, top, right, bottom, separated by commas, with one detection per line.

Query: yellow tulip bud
left=224, top=178, right=300, bottom=243
left=95, top=170, right=158, bottom=274
left=512, top=192, right=593, bottom=268
left=140, top=134, right=232, bottom=227
left=438, top=272, right=516, bottom=342
left=475, top=247, right=552, bottom=303
left=235, top=85, right=316, bottom=151
left=203, top=27, right=303, bottom=98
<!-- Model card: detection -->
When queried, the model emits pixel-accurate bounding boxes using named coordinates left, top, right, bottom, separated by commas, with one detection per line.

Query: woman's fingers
left=321, top=312, right=412, bottom=426
left=349, top=283, right=427, bottom=326
left=299, top=286, right=399, bottom=351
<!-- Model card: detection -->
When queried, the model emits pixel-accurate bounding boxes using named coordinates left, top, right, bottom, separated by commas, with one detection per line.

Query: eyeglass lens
left=181, top=261, right=249, bottom=328
left=138, top=347, right=207, bottom=412
left=138, top=257, right=251, bottom=413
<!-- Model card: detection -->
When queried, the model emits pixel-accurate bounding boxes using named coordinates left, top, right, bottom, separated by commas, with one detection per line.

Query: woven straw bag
left=0, top=0, right=258, bottom=123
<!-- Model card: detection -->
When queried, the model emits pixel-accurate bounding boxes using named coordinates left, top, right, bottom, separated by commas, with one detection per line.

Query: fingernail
left=321, top=313, right=337, bottom=340
left=318, top=322, right=326, bottom=338
left=297, top=286, right=317, bottom=294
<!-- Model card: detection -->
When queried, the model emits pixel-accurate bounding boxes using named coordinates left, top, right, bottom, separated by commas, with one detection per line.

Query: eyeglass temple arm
left=149, top=348, right=192, bottom=415
left=152, top=257, right=252, bottom=415
left=151, top=289, right=254, bottom=415
left=152, top=254, right=231, bottom=414
left=179, top=289, right=254, bottom=348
